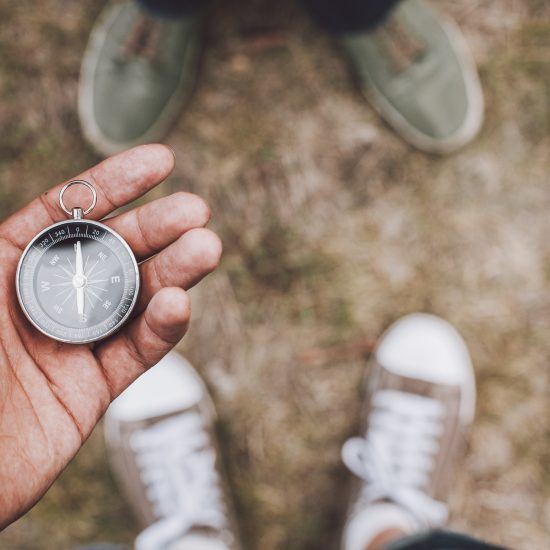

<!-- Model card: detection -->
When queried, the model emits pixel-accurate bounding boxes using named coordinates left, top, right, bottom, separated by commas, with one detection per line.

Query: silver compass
left=16, top=180, right=140, bottom=344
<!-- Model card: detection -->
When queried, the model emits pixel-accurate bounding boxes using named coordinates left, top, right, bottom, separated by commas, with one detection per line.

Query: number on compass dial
left=17, top=220, right=139, bottom=343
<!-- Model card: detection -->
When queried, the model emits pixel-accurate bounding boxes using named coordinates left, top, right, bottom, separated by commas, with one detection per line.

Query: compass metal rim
left=16, top=218, right=140, bottom=345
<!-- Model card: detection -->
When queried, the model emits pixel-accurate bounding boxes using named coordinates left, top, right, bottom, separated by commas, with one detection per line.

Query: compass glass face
left=17, top=220, right=139, bottom=343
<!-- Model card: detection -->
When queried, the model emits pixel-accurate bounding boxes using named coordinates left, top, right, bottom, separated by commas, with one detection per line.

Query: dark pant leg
left=383, top=529, right=509, bottom=550
left=138, top=0, right=208, bottom=18
left=299, top=0, right=402, bottom=33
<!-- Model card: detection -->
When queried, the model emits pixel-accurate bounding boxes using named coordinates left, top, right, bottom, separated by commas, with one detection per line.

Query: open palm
left=0, top=145, right=221, bottom=528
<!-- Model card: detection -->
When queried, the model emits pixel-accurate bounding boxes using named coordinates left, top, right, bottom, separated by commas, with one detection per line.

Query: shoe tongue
left=123, top=15, right=162, bottom=61
left=167, top=530, right=230, bottom=550
left=374, top=17, right=427, bottom=74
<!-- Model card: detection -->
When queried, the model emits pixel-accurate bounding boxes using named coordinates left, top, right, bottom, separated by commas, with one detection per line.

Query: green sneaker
left=79, top=1, right=202, bottom=156
left=341, top=0, right=484, bottom=154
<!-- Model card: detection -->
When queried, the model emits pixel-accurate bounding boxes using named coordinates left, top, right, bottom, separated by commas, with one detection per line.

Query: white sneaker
left=341, top=313, right=476, bottom=550
left=104, top=351, right=241, bottom=550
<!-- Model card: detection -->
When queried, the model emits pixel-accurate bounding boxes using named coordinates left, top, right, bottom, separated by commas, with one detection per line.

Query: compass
left=16, top=180, right=140, bottom=344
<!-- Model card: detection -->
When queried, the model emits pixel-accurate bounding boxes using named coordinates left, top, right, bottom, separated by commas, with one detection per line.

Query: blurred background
left=0, top=0, right=549, bottom=548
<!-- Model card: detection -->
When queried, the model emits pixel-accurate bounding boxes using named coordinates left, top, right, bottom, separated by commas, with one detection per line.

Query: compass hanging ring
left=59, top=180, right=98, bottom=218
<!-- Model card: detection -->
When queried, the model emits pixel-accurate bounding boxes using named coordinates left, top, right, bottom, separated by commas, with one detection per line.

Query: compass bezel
left=15, top=218, right=140, bottom=345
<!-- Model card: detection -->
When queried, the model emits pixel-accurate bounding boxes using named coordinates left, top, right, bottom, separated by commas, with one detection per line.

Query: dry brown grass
left=1, top=0, right=549, bottom=549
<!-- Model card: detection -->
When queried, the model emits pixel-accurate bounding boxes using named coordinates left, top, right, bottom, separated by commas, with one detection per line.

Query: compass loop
left=59, top=180, right=98, bottom=217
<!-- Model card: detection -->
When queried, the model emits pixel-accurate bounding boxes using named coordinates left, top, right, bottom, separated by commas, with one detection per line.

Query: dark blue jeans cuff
left=383, top=529, right=509, bottom=550
left=137, top=0, right=207, bottom=19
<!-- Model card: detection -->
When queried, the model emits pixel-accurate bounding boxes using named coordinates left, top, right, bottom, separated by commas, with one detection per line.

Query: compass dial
left=16, top=219, right=139, bottom=344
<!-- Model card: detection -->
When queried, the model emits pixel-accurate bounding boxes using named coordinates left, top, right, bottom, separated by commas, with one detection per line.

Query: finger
left=0, top=144, right=175, bottom=250
left=104, top=192, right=211, bottom=261
left=95, top=287, right=191, bottom=399
left=135, top=228, right=222, bottom=314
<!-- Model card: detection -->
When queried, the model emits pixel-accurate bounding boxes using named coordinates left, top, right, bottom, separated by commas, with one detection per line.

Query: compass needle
left=75, top=242, right=83, bottom=278
left=75, top=240, right=85, bottom=318
left=76, top=288, right=85, bottom=319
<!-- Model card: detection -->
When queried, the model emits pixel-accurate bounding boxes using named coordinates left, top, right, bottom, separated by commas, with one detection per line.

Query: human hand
left=0, top=145, right=221, bottom=528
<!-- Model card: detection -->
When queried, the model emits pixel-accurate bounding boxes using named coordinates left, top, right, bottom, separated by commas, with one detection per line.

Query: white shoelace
left=132, top=413, right=228, bottom=550
left=342, top=389, right=449, bottom=528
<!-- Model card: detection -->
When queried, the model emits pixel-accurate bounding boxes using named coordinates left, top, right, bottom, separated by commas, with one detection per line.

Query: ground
left=0, top=0, right=549, bottom=549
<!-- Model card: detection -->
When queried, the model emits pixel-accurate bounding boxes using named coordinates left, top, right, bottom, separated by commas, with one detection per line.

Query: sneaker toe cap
left=107, top=351, right=204, bottom=422
left=375, top=313, right=473, bottom=387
